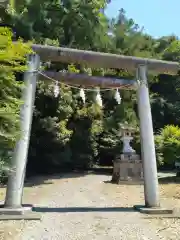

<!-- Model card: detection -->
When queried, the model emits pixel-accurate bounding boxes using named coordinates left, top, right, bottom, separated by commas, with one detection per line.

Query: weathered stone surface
left=0, top=204, right=41, bottom=220
left=134, top=205, right=173, bottom=215
left=112, top=154, right=143, bottom=184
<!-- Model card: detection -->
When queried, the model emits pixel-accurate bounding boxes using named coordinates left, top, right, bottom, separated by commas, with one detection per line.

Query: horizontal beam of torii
left=32, top=44, right=179, bottom=75
left=41, top=71, right=137, bottom=89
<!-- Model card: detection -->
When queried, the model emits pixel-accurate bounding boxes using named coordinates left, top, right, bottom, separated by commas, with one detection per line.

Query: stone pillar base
left=0, top=204, right=41, bottom=220
left=134, top=205, right=173, bottom=215
left=112, top=154, right=143, bottom=184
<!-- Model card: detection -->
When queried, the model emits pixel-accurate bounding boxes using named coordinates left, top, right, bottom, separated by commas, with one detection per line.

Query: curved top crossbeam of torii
left=32, top=44, right=179, bottom=89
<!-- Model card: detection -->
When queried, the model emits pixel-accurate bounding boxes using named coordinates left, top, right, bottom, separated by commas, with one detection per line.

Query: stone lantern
left=111, top=123, right=143, bottom=184
left=121, top=125, right=136, bottom=155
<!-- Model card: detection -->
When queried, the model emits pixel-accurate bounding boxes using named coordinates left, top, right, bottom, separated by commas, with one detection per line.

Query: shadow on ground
left=104, top=180, right=144, bottom=185
left=23, top=167, right=113, bottom=187
left=33, top=206, right=136, bottom=213
left=1, top=167, right=179, bottom=190
left=24, top=169, right=179, bottom=188
left=0, top=167, right=113, bottom=189
left=159, top=176, right=180, bottom=184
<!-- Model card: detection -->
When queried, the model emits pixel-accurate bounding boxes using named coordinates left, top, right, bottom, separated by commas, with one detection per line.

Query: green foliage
left=0, top=2, right=180, bottom=174
left=0, top=27, right=31, bottom=146
left=162, top=40, right=180, bottom=61
left=155, top=125, right=180, bottom=167
left=0, top=27, right=31, bottom=179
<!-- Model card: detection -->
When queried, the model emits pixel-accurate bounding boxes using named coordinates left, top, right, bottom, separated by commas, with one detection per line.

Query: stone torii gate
left=0, top=45, right=179, bottom=219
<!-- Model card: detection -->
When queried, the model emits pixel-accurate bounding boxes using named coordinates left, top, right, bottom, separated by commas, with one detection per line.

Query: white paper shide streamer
left=114, top=88, right=121, bottom=104
left=96, top=88, right=103, bottom=107
left=54, top=81, right=60, bottom=98
left=79, top=88, right=86, bottom=103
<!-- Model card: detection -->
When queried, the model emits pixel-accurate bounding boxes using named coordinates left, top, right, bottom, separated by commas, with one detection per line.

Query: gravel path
left=12, top=173, right=175, bottom=240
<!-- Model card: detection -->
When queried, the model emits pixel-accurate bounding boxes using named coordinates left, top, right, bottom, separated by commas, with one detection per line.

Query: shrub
left=0, top=27, right=31, bottom=181
left=155, top=125, right=180, bottom=168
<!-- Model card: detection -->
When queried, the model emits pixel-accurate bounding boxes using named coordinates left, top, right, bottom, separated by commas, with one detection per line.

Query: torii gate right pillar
left=136, top=65, right=160, bottom=208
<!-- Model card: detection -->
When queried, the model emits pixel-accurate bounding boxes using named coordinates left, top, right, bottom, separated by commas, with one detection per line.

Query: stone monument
left=112, top=124, right=143, bottom=184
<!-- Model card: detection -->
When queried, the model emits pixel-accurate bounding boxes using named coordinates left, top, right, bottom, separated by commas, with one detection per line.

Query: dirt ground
left=0, top=172, right=180, bottom=240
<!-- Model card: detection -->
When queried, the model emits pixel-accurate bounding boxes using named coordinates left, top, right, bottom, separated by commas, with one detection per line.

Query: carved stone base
left=112, top=155, right=143, bottom=184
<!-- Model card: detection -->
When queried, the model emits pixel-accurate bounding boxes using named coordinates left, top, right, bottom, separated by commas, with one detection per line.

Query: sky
left=105, top=0, right=180, bottom=38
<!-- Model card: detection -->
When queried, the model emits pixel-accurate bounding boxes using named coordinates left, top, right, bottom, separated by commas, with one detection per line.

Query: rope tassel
left=79, top=88, right=86, bottom=103
left=54, top=81, right=59, bottom=98
left=96, top=88, right=103, bottom=107
left=114, top=88, right=121, bottom=104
